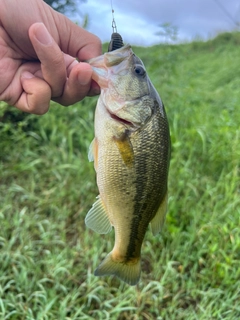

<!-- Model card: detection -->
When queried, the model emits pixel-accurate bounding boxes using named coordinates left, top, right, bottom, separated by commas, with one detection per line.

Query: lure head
left=108, top=32, right=124, bottom=52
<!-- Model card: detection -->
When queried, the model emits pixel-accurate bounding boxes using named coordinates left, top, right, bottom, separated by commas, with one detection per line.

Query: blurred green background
left=0, top=32, right=239, bottom=319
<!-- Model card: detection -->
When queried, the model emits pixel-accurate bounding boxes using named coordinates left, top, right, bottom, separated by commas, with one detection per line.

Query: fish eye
left=134, top=65, right=146, bottom=77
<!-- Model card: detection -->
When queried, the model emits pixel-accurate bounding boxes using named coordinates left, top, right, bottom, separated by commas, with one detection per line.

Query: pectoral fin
left=85, top=196, right=112, bottom=234
left=150, top=191, right=168, bottom=236
left=113, top=132, right=134, bottom=167
left=88, top=138, right=98, bottom=171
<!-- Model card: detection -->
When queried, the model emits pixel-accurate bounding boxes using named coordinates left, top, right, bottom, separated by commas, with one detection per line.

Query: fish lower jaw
left=107, top=109, right=138, bottom=128
left=110, top=112, right=133, bottom=126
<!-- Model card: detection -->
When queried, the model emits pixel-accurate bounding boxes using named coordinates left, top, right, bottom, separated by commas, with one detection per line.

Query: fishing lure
left=108, top=4, right=124, bottom=52
left=108, top=32, right=124, bottom=51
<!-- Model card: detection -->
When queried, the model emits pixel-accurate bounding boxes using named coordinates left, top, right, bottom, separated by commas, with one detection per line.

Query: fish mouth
left=106, top=108, right=135, bottom=127
left=110, top=112, right=133, bottom=126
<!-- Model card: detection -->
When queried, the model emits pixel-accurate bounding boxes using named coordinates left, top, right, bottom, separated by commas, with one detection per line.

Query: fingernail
left=21, top=71, right=34, bottom=79
left=34, top=23, right=52, bottom=46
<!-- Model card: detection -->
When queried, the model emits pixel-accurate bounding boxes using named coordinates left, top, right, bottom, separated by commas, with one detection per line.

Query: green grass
left=0, top=31, right=240, bottom=319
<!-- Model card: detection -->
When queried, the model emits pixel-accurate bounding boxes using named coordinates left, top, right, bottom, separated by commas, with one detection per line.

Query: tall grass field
left=0, top=32, right=239, bottom=319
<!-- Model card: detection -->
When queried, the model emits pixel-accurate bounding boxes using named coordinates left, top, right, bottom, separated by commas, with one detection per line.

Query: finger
left=54, top=14, right=102, bottom=60
left=28, top=22, right=67, bottom=98
left=15, top=71, right=51, bottom=115
left=54, top=62, right=100, bottom=106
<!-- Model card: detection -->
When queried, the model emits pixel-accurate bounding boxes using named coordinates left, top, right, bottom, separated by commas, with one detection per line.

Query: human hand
left=0, top=0, right=102, bottom=114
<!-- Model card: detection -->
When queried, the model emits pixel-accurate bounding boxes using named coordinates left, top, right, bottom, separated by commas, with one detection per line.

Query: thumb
left=29, top=22, right=67, bottom=98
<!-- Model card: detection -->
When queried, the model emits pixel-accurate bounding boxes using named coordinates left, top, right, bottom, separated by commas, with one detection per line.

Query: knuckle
left=92, top=34, right=102, bottom=49
left=28, top=104, right=49, bottom=115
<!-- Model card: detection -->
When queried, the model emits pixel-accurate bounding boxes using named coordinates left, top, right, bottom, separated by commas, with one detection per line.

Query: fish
left=86, top=44, right=171, bottom=285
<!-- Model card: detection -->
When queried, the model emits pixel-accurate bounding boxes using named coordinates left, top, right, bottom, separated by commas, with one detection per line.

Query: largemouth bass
left=86, top=44, right=170, bottom=285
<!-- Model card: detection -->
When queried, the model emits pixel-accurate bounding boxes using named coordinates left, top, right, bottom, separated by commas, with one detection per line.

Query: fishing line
left=111, top=0, right=118, bottom=33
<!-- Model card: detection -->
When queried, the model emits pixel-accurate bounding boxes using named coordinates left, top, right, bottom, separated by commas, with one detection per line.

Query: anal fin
left=85, top=196, right=112, bottom=234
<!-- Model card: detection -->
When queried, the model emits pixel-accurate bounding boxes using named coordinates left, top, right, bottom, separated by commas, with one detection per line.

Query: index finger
left=55, top=14, right=102, bottom=60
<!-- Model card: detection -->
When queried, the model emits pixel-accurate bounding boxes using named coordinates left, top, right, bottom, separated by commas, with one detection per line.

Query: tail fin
left=94, top=252, right=141, bottom=286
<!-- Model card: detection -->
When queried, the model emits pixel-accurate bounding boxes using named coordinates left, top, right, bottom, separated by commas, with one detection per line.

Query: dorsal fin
left=150, top=191, right=168, bottom=236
